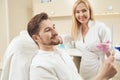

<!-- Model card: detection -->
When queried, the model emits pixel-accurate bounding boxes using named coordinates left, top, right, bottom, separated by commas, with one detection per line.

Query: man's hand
left=95, top=53, right=117, bottom=80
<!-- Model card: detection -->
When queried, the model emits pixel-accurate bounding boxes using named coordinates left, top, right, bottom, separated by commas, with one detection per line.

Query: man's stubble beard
left=39, top=35, right=61, bottom=46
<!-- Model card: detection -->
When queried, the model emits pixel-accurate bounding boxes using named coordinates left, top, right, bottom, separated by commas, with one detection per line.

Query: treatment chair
left=0, top=30, right=39, bottom=80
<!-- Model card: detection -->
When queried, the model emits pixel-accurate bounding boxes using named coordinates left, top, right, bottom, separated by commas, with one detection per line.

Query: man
left=27, top=12, right=117, bottom=80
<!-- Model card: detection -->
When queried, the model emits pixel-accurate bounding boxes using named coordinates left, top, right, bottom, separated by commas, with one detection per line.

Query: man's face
left=38, top=19, right=61, bottom=46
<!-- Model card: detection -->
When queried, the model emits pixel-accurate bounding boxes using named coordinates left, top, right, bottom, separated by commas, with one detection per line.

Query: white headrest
left=1, top=30, right=39, bottom=80
left=8, top=30, right=38, bottom=54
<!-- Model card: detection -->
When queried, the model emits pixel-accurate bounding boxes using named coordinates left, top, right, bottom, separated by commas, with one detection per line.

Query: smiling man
left=27, top=12, right=117, bottom=80
left=27, top=12, right=82, bottom=80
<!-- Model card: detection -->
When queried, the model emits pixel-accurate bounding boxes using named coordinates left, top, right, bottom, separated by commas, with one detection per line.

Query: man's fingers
left=111, top=52, right=115, bottom=56
left=108, top=55, right=115, bottom=63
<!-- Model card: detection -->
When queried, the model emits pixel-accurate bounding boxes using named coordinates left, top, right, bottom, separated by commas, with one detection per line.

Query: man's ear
left=32, top=35, right=40, bottom=43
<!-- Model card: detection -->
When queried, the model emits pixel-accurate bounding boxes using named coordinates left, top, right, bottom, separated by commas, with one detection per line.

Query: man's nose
left=52, top=29, right=57, bottom=35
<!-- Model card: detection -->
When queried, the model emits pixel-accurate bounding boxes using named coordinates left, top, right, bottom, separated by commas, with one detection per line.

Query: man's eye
left=45, top=28, right=50, bottom=32
left=53, top=24, right=55, bottom=27
left=53, top=26, right=55, bottom=29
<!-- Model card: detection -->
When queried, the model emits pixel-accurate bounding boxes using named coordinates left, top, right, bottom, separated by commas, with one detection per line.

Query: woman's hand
left=96, top=41, right=110, bottom=53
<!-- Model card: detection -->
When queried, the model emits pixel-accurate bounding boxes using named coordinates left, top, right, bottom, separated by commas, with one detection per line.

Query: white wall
left=0, top=0, right=8, bottom=68
left=51, top=16, right=72, bottom=35
left=8, top=0, right=33, bottom=41
left=32, top=0, right=75, bottom=17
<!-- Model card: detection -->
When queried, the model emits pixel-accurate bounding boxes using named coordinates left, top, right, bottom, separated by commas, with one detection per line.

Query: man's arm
left=94, top=54, right=117, bottom=80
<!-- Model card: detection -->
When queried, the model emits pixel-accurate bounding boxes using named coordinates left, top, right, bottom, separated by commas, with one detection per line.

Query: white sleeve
left=98, top=23, right=111, bottom=43
left=30, top=66, right=59, bottom=80
left=97, top=23, right=113, bottom=57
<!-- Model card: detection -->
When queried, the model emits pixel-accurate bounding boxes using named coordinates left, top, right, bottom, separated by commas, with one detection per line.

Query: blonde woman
left=71, top=0, right=111, bottom=80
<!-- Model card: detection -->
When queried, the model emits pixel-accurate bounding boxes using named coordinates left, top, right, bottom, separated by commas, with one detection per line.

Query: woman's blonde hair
left=71, top=0, right=94, bottom=40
